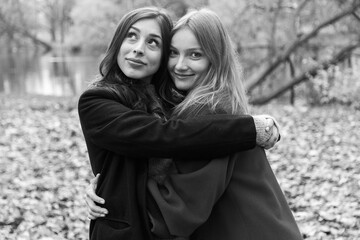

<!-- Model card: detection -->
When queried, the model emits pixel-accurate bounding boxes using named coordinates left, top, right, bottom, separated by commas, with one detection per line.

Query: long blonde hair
left=171, top=9, right=249, bottom=118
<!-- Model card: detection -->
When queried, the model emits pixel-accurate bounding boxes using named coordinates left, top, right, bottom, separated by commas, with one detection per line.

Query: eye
left=126, top=31, right=137, bottom=40
left=190, top=51, right=202, bottom=59
left=169, top=49, right=178, bottom=57
left=148, top=38, right=160, bottom=48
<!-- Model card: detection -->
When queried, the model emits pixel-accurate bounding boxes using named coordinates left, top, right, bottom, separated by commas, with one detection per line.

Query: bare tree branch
left=352, top=12, right=360, bottom=21
left=268, top=0, right=283, bottom=59
left=292, top=0, right=311, bottom=37
left=246, top=1, right=360, bottom=93
left=249, top=42, right=360, bottom=105
left=0, top=10, right=52, bottom=52
left=295, top=0, right=311, bottom=17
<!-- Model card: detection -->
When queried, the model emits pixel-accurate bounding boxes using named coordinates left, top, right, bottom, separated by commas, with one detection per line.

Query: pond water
left=0, top=53, right=99, bottom=97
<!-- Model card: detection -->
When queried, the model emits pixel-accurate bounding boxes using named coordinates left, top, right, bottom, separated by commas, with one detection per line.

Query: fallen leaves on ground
left=1, top=95, right=91, bottom=240
left=254, top=102, right=360, bottom=240
left=1, top=95, right=359, bottom=239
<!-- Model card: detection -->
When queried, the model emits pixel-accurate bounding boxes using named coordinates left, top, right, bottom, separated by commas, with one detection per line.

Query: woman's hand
left=253, top=115, right=280, bottom=149
left=85, top=174, right=108, bottom=220
left=263, top=117, right=280, bottom=149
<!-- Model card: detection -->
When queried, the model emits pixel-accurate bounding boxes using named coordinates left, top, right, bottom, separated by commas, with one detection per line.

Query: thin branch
left=292, top=0, right=311, bottom=37
left=249, top=42, right=360, bottom=105
left=268, top=0, right=283, bottom=59
left=246, top=1, right=360, bottom=92
left=295, top=0, right=311, bottom=18
left=0, top=9, right=52, bottom=52
left=352, top=12, right=360, bottom=21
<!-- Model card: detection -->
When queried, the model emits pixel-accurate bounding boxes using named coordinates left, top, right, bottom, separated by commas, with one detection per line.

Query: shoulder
left=79, top=85, right=130, bottom=103
left=80, top=87, right=109, bottom=99
left=177, top=104, right=228, bottom=119
left=197, top=104, right=228, bottom=116
left=80, top=86, right=115, bottom=99
left=78, top=86, right=125, bottom=110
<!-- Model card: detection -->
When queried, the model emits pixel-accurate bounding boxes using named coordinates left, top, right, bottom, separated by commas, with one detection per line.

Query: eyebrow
left=130, top=26, right=162, bottom=40
left=170, top=45, right=202, bottom=51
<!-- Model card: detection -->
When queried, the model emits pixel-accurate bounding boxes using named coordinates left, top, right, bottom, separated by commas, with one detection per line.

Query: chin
left=174, top=84, right=188, bottom=92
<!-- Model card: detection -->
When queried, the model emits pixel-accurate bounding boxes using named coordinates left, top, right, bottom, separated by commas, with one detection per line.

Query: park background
left=0, top=0, right=359, bottom=239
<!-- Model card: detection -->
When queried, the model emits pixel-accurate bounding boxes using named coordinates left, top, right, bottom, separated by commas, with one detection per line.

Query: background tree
left=0, top=0, right=359, bottom=105
left=0, top=0, right=75, bottom=54
left=210, top=0, right=360, bottom=104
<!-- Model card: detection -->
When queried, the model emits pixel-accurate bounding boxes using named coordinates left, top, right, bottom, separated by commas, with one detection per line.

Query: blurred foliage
left=0, top=0, right=360, bottom=102
left=1, top=0, right=359, bottom=55
left=0, top=95, right=90, bottom=239
left=68, top=0, right=129, bottom=53
left=1, top=95, right=359, bottom=239
left=253, top=101, right=360, bottom=240
left=306, top=65, right=360, bottom=108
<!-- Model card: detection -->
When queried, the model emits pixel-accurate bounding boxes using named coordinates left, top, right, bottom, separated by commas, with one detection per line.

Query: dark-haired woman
left=78, top=7, right=279, bottom=240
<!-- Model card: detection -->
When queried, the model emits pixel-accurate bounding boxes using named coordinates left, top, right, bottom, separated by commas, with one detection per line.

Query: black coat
left=78, top=87, right=257, bottom=240
left=191, top=147, right=303, bottom=240
left=147, top=108, right=301, bottom=240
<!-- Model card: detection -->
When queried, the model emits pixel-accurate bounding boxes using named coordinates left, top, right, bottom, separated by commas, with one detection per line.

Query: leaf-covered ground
left=1, top=94, right=359, bottom=240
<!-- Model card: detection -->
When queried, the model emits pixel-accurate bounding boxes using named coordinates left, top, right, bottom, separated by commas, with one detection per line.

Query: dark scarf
left=148, top=87, right=186, bottom=184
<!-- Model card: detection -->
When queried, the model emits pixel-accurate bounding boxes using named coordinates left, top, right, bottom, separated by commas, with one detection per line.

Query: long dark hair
left=91, top=7, right=173, bottom=115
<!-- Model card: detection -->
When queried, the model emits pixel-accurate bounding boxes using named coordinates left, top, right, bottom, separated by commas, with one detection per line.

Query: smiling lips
left=126, top=58, right=146, bottom=66
left=173, top=72, right=194, bottom=80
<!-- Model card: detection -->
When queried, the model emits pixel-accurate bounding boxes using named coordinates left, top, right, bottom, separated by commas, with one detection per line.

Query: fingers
left=263, top=126, right=279, bottom=149
left=88, top=212, right=102, bottom=220
left=87, top=208, right=106, bottom=220
left=90, top=173, right=100, bottom=191
left=265, top=118, right=274, bottom=133
left=264, top=116, right=281, bottom=148
left=85, top=174, right=108, bottom=220
left=272, top=125, right=280, bottom=142
left=88, top=174, right=105, bottom=204
left=85, top=191, right=108, bottom=217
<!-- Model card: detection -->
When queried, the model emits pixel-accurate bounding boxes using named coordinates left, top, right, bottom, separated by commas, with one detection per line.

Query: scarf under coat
left=148, top=87, right=186, bottom=184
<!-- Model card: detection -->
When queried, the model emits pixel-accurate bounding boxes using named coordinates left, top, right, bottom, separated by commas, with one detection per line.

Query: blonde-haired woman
left=146, top=9, right=303, bottom=240
left=86, top=8, right=301, bottom=240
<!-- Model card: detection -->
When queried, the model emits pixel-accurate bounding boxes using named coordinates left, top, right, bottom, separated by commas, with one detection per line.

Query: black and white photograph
left=1, top=0, right=359, bottom=239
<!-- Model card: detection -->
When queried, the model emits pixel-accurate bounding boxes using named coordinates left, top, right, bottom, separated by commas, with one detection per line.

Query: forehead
left=171, top=28, right=200, bottom=48
left=131, top=18, right=162, bottom=37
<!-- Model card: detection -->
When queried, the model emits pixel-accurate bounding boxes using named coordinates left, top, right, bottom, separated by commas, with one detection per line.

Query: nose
left=133, top=40, right=145, bottom=55
left=174, top=56, right=188, bottom=71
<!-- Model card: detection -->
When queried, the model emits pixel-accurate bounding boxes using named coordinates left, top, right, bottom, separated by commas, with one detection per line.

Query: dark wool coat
left=148, top=108, right=302, bottom=240
left=190, top=147, right=303, bottom=240
left=78, top=87, right=257, bottom=240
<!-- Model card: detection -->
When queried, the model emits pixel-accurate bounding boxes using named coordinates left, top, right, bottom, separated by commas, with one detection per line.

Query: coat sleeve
left=148, top=156, right=235, bottom=237
left=78, top=88, right=256, bottom=158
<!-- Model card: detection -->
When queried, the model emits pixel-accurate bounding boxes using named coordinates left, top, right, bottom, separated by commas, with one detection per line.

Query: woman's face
left=168, top=28, right=210, bottom=92
left=117, top=19, right=163, bottom=83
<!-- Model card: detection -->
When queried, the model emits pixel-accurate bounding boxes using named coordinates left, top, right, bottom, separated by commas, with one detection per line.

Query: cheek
left=119, top=42, right=129, bottom=57
left=167, top=58, right=176, bottom=70
left=117, top=45, right=128, bottom=67
left=196, top=60, right=210, bottom=75
left=148, top=51, right=162, bottom=69
left=117, top=51, right=124, bottom=70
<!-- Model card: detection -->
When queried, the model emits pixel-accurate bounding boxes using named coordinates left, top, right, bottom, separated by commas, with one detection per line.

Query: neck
left=142, top=76, right=152, bottom=85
